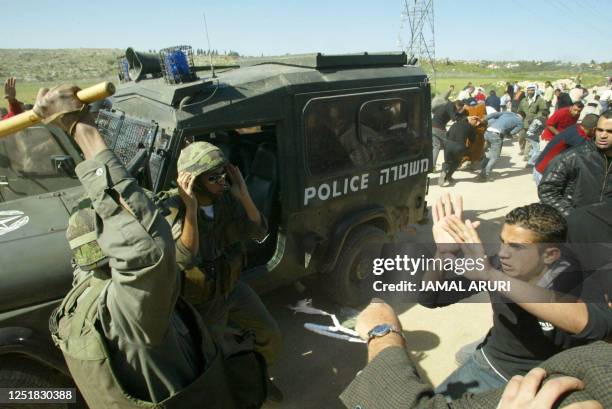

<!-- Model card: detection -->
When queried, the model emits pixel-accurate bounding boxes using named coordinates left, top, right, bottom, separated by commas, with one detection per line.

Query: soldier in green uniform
left=35, top=85, right=265, bottom=408
left=159, top=141, right=283, bottom=402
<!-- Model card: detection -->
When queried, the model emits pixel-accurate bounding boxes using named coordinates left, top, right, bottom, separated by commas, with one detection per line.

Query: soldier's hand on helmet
left=227, top=164, right=248, bottom=200
left=177, top=171, right=198, bottom=210
left=33, top=84, right=90, bottom=135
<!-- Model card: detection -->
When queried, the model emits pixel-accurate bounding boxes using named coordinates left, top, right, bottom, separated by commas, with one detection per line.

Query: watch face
left=370, top=323, right=392, bottom=337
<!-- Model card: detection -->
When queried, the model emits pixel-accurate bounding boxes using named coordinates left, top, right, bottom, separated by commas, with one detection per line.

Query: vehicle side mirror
left=51, top=155, right=76, bottom=177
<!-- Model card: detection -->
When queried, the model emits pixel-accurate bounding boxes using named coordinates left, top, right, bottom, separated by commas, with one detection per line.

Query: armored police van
left=0, top=47, right=431, bottom=391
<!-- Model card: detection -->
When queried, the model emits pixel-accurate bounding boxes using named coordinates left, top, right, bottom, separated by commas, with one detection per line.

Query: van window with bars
left=305, top=93, right=424, bottom=176
left=304, top=97, right=368, bottom=176
left=358, top=96, right=423, bottom=162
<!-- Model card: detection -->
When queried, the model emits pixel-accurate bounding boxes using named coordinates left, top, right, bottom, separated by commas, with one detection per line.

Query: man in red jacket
left=540, top=102, right=583, bottom=143
left=535, top=114, right=599, bottom=176
left=2, top=77, right=24, bottom=120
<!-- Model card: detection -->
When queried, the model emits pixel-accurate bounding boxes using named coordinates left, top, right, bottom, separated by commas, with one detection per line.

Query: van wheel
left=0, top=355, right=86, bottom=409
left=328, top=225, right=386, bottom=307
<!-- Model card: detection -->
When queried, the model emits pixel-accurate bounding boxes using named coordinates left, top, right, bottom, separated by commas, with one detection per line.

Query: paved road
left=262, top=137, right=539, bottom=408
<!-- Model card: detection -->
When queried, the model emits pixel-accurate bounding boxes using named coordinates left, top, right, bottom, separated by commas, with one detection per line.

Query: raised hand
left=227, top=164, right=248, bottom=200
left=4, top=77, right=17, bottom=101
left=432, top=193, right=473, bottom=254
left=443, top=216, right=489, bottom=280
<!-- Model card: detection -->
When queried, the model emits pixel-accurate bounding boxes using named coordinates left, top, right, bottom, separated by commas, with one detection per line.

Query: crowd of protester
left=430, top=79, right=611, bottom=191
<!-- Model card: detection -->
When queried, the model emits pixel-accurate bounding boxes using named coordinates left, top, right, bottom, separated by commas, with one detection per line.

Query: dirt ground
left=261, top=136, right=539, bottom=408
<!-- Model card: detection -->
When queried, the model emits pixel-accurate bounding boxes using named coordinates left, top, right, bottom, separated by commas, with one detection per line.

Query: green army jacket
left=518, top=95, right=548, bottom=126
left=50, top=149, right=220, bottom=405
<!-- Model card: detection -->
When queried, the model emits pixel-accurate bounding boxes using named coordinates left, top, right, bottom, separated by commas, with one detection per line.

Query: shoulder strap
left=69, top=277, right=108, bottom=339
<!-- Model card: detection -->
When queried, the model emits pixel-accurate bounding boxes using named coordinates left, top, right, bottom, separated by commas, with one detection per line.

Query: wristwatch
left=366, top=323, right=402, bottom=343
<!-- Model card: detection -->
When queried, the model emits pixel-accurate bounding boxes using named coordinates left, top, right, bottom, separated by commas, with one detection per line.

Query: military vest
left=50, top=275, right=266, bottom=409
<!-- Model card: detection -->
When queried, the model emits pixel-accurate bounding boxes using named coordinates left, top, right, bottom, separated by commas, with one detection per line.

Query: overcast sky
left=3, top=0, right=609, bottom=62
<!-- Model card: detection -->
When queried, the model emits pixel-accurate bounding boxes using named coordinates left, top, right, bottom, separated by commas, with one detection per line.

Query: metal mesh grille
left=159, top=45, right=197, bottom=84
left=96, top=110, right=158, bottom=167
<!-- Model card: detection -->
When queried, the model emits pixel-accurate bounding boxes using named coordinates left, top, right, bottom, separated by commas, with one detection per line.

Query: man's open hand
left=498, top=367, right=601, bottom=409
left=432, top=194, right=480, bottom=254
left=4, top=77, right=17, bottom=101
left=227, top=164, right=248, bottom=201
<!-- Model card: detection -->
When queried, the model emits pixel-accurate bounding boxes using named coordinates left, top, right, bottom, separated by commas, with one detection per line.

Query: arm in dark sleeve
left=76, top=149, right=178, bottom=344
left=340, top=346, right=496, bottom=409
left=419, top=278, right=476, bottom=308
left=574, top=303, right=612, bottom=342
left=467, top=126, right=476, bottom=144
left=538, top=153, right=576, bottom=217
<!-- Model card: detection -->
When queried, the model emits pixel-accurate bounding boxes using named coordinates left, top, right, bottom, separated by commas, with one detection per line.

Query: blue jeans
left=480, top=131, right=503, bottom=176
left=527, top=139, right=540, bottom=166
left=533, top=168, right=543, bottom=185
left=435, top=347, right=508, bottom=401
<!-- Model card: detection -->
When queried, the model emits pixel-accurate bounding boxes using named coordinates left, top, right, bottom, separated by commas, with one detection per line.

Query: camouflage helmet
left=66, top=198, right=107, bottom=271
left=177, top=142, right=227, bottom=179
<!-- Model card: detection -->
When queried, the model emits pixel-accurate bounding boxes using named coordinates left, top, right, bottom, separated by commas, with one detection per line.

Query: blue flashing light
left=163, top=50, right=190, bottom=83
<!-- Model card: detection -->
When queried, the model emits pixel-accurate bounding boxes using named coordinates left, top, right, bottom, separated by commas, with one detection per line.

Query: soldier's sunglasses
left=206, top=171, right=227, bottom=183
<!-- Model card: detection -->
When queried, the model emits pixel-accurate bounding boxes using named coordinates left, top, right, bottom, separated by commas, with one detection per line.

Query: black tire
left=328, top=224, right=386, bottom=307
left=0, top=355, right=87, bottom=409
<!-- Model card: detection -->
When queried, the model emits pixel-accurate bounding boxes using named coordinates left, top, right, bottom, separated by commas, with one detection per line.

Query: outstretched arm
left=444, top=216, right=594, bottom=336
left=4, top=77, right=23, bottom=116
left=34, top=85, right=178, bottom=343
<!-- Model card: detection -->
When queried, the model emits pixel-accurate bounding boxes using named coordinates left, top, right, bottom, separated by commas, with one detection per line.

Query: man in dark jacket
left=565, top=198, right=612, bottom=344
left=538, top=110, right=612, bottom=216
left=438, top=115, right=479, bottom=186
left=485, top=90, right=501, bottom=112
left=534, top=113, right=599, bottom=179
left=555, top=88, right=573, bottom=110
left=431, top=100, right=466, bottom=169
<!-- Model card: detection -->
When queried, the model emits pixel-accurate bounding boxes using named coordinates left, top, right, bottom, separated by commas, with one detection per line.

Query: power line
left=399, top=0, right=436, bottom=87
